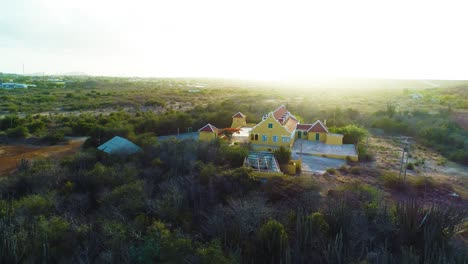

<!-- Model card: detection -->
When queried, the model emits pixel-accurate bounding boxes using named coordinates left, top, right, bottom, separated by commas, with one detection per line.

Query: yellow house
left=231, top=112, right=247, bottom=128
left=249, top=105, right=298, bottom=150
left=295, top=120, right=334, bottom=143
left=248, top=105, right=344, bottom=151
left=198, top=123, right=218, bottom=141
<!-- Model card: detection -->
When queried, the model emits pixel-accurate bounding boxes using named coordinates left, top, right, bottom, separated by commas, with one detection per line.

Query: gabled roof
left=252, top=105, right=298, bottom=134
left=284, top=118, right=298, bottom=133
left=232, top=112, right=246, bottom=118
left=308, top=120, right=329, bottom=133
left=296, top=124, right=313, bottom=130
left=272, top=105, right=288, bottom=121
left=97, top=136, right=142, bottom=155
left=198, top=123, right=218, bottom=132
left=250, top=112, right=285, bottom=133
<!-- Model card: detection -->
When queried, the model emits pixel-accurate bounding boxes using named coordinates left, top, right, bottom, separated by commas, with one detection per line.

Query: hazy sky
left=1, top=0, right=467, bottom=79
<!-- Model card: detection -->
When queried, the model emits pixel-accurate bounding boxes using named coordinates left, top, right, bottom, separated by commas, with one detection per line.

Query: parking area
left=292, top=154, right=346, bottom=173
left=291, top=139, right=356, bottom=173
left=292, top=139, right=357, bottom=157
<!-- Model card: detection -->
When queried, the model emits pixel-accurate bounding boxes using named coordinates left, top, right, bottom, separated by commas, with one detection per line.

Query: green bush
left=338, top=165, right=349, bottom=174
left=411, top=176, right=435, bottom=191
left=274, top=146, right=291, bottom=165
left=381, top=171, right=406, bottom=191
left=406, top=162, right=415, bottom=170
left=6, top=126, right=28, bottom=138
left=337, top=181, right=381, bottom=216
left=43, top=131, right=65, bottom=145
left=196, top=240, right=232, bottom=264
left=330, top=125, right=368, bottom=144
left=100, top=180, right=146, bottom=217
left=14, top=194, right=54, bottom=217
left=258, top=219, right=289, bottom=263
left=326, top=168, right=336, bottom=175
left=350, top=166, right=360, bottom=175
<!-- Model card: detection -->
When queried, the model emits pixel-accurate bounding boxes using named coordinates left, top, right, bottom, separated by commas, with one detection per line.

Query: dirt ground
left=0, top=137, right=87, bottom=176
left=302, top=136, right=468, bottom=207
left=451, top=110, right=468, bottom=131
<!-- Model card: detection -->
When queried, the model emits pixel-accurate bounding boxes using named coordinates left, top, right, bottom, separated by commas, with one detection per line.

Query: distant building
left=198, top=124, right=219, bottom=141
left=410, top=93, right=423, bottom=99
left=231, top=112, right=247, bottom=128
left=47, top=78, right=64, bottom=82
left=97, top=136, right=142, bottom=155
left=0, top=83, right=28, bottom=89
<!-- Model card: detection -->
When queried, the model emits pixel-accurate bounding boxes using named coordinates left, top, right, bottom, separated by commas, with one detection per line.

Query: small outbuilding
left=231, top=112, right=247, bottom=128
left=198, top=124, right=219, bottom=141
left=97, top=136, right=142, bottom=155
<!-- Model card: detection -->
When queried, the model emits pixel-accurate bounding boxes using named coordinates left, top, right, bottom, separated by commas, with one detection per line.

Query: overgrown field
left=0, top=75, right=467, bottom=263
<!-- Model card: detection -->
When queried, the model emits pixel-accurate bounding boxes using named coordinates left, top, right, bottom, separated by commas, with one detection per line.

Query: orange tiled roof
left=308, top=121, right=328, bottom=133
left=296, top=124, right=313, bottom=130
left=272, top=105, right=287, bottom=121
left=284, top=118, right=298, bottom=133
left=265, top=105, right=330, bottom=134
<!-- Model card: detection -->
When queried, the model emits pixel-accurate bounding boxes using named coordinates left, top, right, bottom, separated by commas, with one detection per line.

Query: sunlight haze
left=1, top=0, right=467, bottom=79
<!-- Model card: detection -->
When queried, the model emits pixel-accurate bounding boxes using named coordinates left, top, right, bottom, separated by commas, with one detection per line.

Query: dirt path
left=0, top=137, right=87, bottom=176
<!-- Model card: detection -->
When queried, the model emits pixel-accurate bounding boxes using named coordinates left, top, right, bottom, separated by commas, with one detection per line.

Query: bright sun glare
left=1, top=0, right=467, bottom=79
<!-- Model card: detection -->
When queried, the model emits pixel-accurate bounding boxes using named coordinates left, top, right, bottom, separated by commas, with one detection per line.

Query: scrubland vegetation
left=0, top=75, right=467, bottom=263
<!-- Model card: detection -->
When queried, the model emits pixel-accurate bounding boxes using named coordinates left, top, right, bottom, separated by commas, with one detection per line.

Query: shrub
left=100, top=180, right=146, bottom=218
left=350, top=166, right=360, bottom=175
left=357, top=144, right=374, bottom=162
left=337, top=181, right=381, bottom=216
left=393, top=201, right=466, bottom=262
left=406, top=162, right=415, bottom=170
left=199, top=162, right=216, bottom=185
left=326, top=168, right=336, bottom=175
left=220, top=144, right=248, bottom=167
left=196, top=240, right=232, bottom=264
left=27, top=120, right=45, bottom=134
left=436, top=158, right=447, bottom=166
left=338, top=165, right=349, bottom=174
left=258, top=219, right=289, bottom=263
left=43, top=131, right=65, bottom=145
left=381, top=171, right=406, bottom=191
left=411, top=176, right=435, bottom=191
left=14, top=193, right=54, bottom=217
left=6, top=126, right=28, bottom=138
left=274, top=146, right=291, bottom=165
left=330, top=125, right=368, bottom=144
left=307, top=212, right=329, bottom=235
left=414, top=159, right=425, bottom=166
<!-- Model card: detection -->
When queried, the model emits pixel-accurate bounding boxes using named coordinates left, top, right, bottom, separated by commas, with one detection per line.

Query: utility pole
left=398, top=137, right=410, bottom=182
left=403, top=141, right=410, bottom=183
left=333, top=111, right=336, bottom=127
left=300, top=141, right=303, bottom=161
